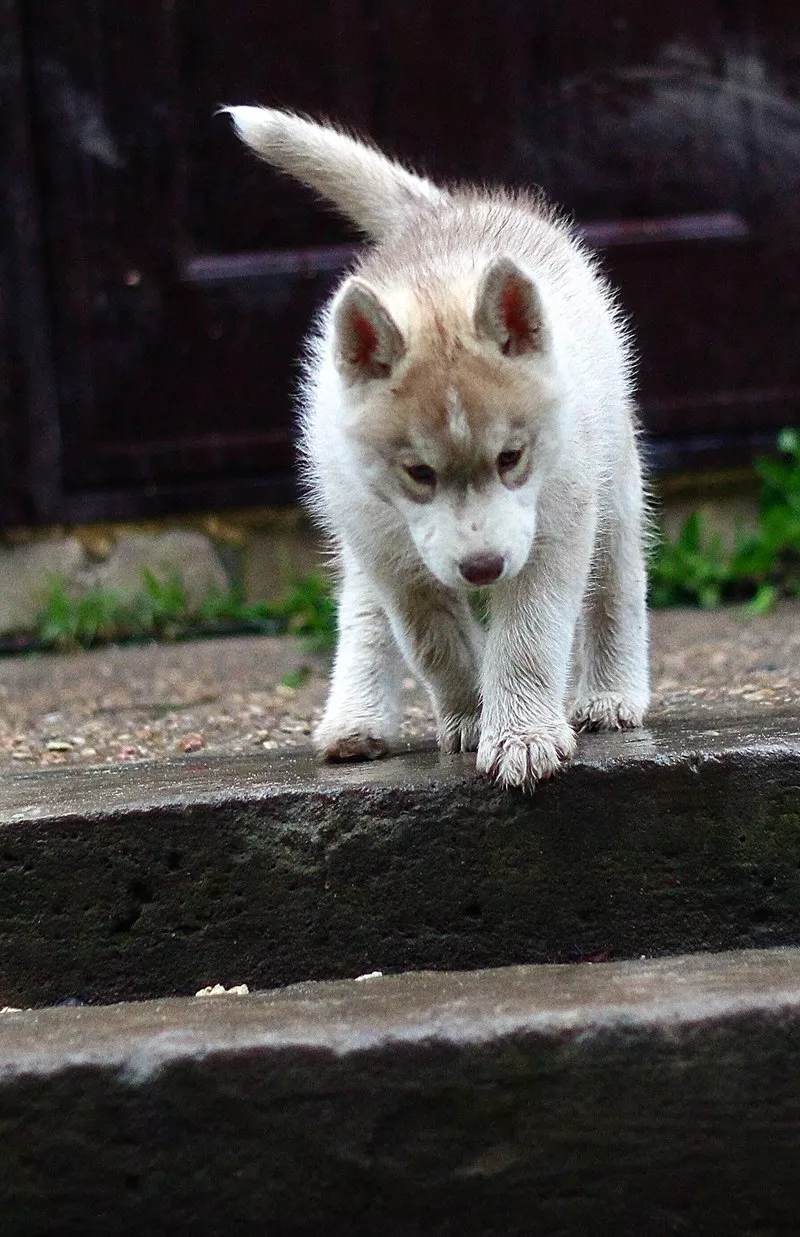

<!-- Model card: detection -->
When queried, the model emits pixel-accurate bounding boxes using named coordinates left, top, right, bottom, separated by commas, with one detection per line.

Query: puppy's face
left=333, top=258, right=564, bottom=590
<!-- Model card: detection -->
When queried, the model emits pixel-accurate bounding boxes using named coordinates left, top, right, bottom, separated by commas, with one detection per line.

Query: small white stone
left=195, top=982, right=250, bottom=997
left=354, top=971, right=383, bottom=982
left=46, top=739, right=73, bottom=752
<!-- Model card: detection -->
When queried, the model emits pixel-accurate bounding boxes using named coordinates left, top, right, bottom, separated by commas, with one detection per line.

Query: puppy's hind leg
left=571, top=439, right=650, bottom=732
left=314, top=555, right=402, bottom=762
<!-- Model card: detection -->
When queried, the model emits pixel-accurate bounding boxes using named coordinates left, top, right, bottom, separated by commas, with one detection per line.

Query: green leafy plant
left=650, top=428, right=800, bottom=609
left=33, top=568, right=336, bottom=653
left=648, top=511, right=730, bottom=609
left=197, top=572, right=337, bottom=649
left=133, top=569, right=192, bottom=635
left=264, top=571, right=337, bottom=651
left=281, top=665, right=312, bottom=689
left=35, top=581, right=122, bottom=649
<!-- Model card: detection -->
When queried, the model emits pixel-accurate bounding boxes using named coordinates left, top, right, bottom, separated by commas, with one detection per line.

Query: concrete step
left=2, top=709, right=799, bottom=1008
left=2, top=948, right=800, bottom=1235
left=2, top=611, right=799, bottom=1232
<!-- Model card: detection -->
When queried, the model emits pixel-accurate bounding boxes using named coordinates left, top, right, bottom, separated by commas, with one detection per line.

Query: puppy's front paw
left=571, top=693, right=645, bottom=733
left=318, top=732, right=389, bottom=762
left=313, top=718, right=390, bottom=763
left=476, top=721, right=576, bottom=791
left=437, top=710, right=481, bottom=754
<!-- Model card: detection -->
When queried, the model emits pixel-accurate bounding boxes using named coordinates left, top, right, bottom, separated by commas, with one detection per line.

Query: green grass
left=650, top=428, right=800, bottom=609
left=34, top=568, right=337, bottom=653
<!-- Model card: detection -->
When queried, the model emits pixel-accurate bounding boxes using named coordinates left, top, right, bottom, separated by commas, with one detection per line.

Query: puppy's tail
left=222, top=106, right=444, bottom=240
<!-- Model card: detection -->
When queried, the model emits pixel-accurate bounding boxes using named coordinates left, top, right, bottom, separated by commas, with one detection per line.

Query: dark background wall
left=1, top=0, right=798, bottom=527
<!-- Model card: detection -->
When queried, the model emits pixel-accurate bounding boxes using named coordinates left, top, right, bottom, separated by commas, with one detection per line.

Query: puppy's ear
left=474, top=257, right=547, bottom=356
left=333, top=279, right=406, bottom=381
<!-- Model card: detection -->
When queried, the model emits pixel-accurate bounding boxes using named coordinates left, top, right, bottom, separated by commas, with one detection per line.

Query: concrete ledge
left=2, top=712, right=799, bottom=1007
left=2, top=948, right=800, bottom=1234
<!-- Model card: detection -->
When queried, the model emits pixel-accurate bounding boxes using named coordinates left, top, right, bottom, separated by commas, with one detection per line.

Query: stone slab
left=0, top=532, right=229, bottom=636
left=2, top=948, right=800, bottom=1234
left=1, top=708, right=799, bottom=1007
left=90, top=530, right=229, bottom=606
left=0, top=539, right=88, bottom=634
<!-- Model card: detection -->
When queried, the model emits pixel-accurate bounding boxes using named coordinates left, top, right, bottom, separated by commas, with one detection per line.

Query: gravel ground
left=0, top=604, right=798, bottom=773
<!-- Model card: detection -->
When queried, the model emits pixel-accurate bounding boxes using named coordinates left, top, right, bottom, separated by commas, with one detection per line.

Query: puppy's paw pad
left=438, top=710, right=481, bottom=754
left=319, top=733, right=389, bottom=763
left=476, top=723, right=576, bottom=791
left=571, top=694, right=644, bottom=732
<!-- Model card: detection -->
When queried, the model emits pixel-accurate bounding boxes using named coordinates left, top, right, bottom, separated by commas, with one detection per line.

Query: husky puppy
left=225, top=107, right=650, bottom=790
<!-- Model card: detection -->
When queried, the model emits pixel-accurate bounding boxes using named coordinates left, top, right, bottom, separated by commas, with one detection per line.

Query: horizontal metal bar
left=644, top=384, right=800, bottom=415
left=582, top=211, right=749, bottom=247
left=182, top=213, right=749, bottom=285
left=86, top=430, right=292, bottom=458
left=183, top=244, right=358, bottom=284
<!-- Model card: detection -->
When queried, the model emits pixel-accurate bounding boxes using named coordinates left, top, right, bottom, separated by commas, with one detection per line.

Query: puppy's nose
left=459, top=552, right=504, bottom=586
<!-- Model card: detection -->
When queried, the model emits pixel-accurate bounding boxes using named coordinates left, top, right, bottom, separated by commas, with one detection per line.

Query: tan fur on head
left=355, top=319, right=552, bottom=468
left=333, top=280, right=406, bottom=381
left=333, top=268, right=558, bottom=486
left=474, top=257, right=547, bottom=356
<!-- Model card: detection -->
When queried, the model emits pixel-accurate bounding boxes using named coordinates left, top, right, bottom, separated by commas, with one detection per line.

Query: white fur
left=222, top=106, right=443, bottom=238
left=227, top=106, right=650, bottom=790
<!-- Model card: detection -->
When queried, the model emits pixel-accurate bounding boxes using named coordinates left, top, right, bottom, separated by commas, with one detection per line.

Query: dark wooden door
left=1, top=0, right=799, bottom=525
left=366, top=0, right=800, bottom=469
left=15, top=0, right=372, bottom=522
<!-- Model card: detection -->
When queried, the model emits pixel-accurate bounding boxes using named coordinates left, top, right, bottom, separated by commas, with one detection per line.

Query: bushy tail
left=223, top=106, right=444, bottom=240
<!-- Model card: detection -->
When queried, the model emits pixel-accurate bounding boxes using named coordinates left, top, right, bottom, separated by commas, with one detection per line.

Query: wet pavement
left=3, top=702, right=800, bottom=824
left=0, top=602, right=798, bottom=775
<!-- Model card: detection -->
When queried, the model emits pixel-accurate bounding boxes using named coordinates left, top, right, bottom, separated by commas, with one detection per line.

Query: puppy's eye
left=497, top=448, right=524, bottom=474
left=404, top=463, right=437, bottom=486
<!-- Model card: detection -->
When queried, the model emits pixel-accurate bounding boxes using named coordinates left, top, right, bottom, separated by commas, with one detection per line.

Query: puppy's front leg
left=315, top=555, right=403, bottom=761
left=478, top=513, right=595, bottom=791
left=383, top=581, right=484, bottom=754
